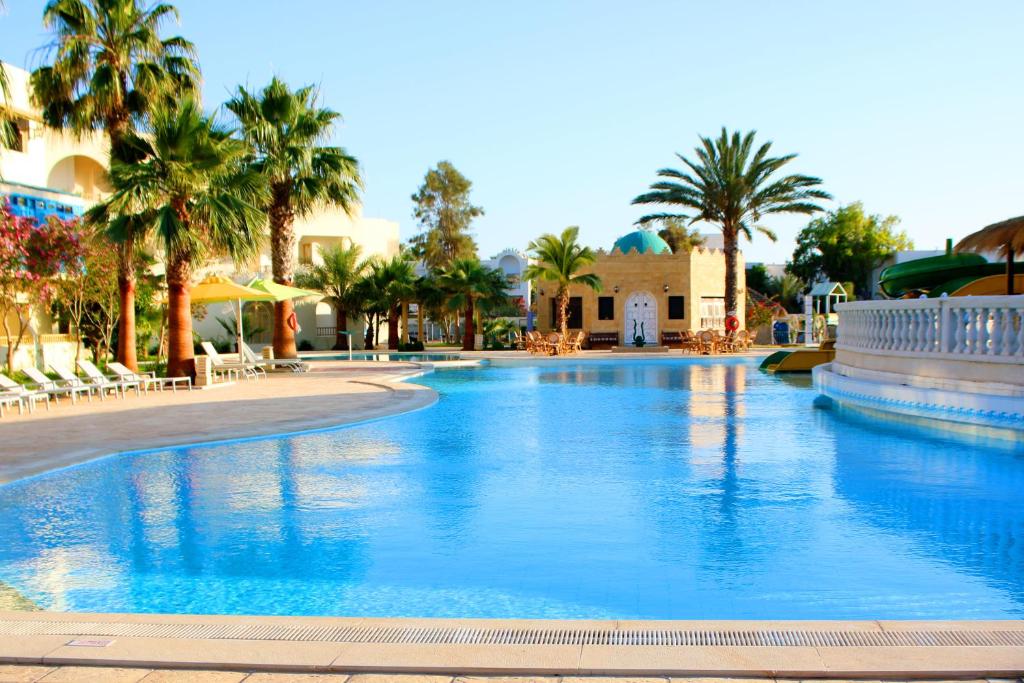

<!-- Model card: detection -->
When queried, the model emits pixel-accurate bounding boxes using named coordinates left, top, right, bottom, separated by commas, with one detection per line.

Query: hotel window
left=668, top=296, right=685, bottom=319
left=597, top=296, right=614, bottom=320
left=550, top=296, right=583, bottom=329
left=700, top=297, right=726, bottom=329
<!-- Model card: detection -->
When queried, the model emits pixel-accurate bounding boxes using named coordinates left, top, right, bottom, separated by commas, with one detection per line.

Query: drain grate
left=0, top=620, right=1022, bottom=647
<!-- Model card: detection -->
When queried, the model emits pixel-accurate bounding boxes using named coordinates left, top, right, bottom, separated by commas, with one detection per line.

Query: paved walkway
left=0, top=668, right=1014, bottom=683
left=0, top=362, right=436, bottom=483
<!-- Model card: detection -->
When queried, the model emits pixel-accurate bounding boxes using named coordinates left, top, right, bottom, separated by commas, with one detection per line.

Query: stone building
left=534, top=230, right=745, bottom=347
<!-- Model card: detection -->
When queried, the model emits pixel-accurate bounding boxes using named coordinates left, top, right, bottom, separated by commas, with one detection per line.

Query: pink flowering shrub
left=0, top=200, right=86, bottom=370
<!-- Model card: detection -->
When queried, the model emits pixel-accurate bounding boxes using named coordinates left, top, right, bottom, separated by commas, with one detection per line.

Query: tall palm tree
left=379, top=255, right=417, bottom=349
left=523, top=226, right=602, bottom=338
left=295, top=243, right=366, bottom=350
left=352, top=257, right=390, bottom=350
left=226, top=77, right=362, bottom=360
left=439, top=258, right=497, bottom=351
left=632, top=128, right=829, bottom=319
left=32, top=0, right=200, bottom=371
left=88, top=98, right=267, bottom=378
left=413, top=272, right=445, bottom=345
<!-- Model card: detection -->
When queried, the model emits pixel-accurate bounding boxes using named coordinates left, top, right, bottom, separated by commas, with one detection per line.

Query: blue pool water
left=307, top=352, right=461, bottom=362
left=2, top=358, right=1023, bottom=619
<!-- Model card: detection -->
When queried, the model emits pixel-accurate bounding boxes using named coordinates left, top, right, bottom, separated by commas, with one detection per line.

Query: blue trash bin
left=772, top=321, right=790, bottom=345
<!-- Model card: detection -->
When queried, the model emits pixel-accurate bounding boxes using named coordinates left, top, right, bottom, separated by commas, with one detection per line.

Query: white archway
left=624, top=291, right=657, bottom=346
left=47, top=155, right=110, bottom=201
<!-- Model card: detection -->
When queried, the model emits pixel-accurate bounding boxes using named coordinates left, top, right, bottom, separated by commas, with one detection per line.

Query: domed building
left=534, top=229, right=746, bottom=348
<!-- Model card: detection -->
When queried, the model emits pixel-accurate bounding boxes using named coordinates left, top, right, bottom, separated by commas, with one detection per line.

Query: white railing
left=837, top=296, right=1024, bottom=362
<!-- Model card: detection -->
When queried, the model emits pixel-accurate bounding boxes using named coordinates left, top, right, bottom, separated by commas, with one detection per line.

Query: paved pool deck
left=1, top=350, right=1021, bottom=677
left=0, top=360, right=437, bottom=484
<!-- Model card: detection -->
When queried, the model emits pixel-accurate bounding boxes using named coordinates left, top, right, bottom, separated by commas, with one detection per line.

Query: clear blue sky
left=3, top=1, right=1022, bottom=263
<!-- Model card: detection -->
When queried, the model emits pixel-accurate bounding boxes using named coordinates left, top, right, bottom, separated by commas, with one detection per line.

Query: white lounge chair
left=0, top=392, right=22, bottom=417
left=50, top=364, right=107, bottom=401
left=77, top=359, right=141, bottom=398
left=201, top=342, right=265, bottom=380
left=21, top=366, right=93, bottom=404
left=0, top=373, right=53, bottom=413
left=108, top=362, right=192, bottom=393
left=241, top=342, right=309, bottom=374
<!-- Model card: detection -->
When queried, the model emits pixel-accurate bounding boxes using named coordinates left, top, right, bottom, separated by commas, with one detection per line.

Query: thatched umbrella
left=955, top=216, right=1024, bottom=295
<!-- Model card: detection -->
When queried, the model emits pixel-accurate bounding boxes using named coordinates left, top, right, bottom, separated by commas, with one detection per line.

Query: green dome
left=612, top=230, right=671, bottom=255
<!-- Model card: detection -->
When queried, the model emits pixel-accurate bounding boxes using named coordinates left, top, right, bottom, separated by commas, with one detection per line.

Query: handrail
left=836, top=296, right=1024, bottom=361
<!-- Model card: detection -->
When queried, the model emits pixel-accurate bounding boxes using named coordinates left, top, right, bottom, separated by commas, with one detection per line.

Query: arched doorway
left=47, top=155, right=111, bottom=201
left=624, top=291, right=657, bottom=346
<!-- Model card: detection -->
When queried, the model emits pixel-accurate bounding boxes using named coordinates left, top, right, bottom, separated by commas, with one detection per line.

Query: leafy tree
left=646, top=217, right=706, bottom=253
left=632, top=128, right=830, bottom=319
left=410, top=161, right=483, bottom=271
left=51, top=219, right=121, bottom=364
left=0, top=206, right=85, bottom=371
left=746, top=263, right=771, bottom=294
left=32, top=0, right=200, bottom=371
left=89, top=97, right=267, bottom=378
left=295, top=243, right=367, bottom=350
left=523, top=226, right=602, bottom=337
left=227, top=77, right=362, bottom=359
left=439, top=258, right=500, bottom=350
left=788, top=203, right=912, bottom=296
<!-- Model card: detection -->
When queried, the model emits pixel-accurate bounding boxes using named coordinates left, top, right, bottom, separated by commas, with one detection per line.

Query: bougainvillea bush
left=0, top=201, right=85, bottom=370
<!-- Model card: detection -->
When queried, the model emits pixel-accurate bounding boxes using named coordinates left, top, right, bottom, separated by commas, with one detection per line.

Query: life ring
left=724, top=315, right=740, bottom=332
left=286, top=311, right=299, bottom=331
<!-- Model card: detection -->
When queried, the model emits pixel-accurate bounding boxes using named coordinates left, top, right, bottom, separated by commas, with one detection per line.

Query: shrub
left=298, top=340, right=315, bottom=352
left=399, top=341, right=425, bottom=352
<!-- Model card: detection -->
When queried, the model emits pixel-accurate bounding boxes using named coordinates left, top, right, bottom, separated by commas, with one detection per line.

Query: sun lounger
left=107, top=362, right=192, bottom=393
left=0, top=392, right=23, bottom=417
left=21, top=366, right=93, bottom=404
left=0, top=373, right=53, bottom=413
left=241, top=342, right=309, bottom=373
left=50, top=365, right=109, bottom=401
left=201, top=342, right=266, bottom=380
left=77, top=359, right=141, bottom=398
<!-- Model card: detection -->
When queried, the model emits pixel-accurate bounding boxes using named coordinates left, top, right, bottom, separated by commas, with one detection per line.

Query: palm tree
left=295, top=243, right=366, bottom=350
left=439, top=258, right=498, bottom=351
left=632, top=128, right=829, bottom=320
left=352, top=257, right=390, bottom=350
left=88, top=97, right=267, bottom=378
left=523, top=226, right=602, bottom=338
left=379, top=255, right=417, bottom=349
left=413, top=272, right=445, bottom=345
left=32, top=0, right=200, bottom=371
left=226, top=78, right=362, bottom=360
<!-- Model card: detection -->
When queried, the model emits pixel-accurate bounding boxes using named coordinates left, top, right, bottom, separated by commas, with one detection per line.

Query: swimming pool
left=306, top=351, right=462, bottom=362
left=2, top=358, right=1023, bottom=619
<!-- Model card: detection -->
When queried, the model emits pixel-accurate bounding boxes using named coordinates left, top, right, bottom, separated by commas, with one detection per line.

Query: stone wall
left=535, top=246, right=745, bottom=338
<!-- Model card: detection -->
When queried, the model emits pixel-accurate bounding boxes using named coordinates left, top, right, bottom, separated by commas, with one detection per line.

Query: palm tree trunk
left=165, top=256, right=195, bottom=379
left=388, top=304, right=400, bottom=350
left=116, top=243, right=138, bottom=371
left=558, top=288, right=570, bottom=338
left=270, top=183, right=298, bottom=358
left=723, top=225, right=739, bottom=324
left=334, top=306, right=349, bottom=350
left=401, top=302, right=409, bottom=345
left=462, top=298, right=475, bottom=351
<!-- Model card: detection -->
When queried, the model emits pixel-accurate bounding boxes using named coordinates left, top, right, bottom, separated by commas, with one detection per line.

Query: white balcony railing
left=836, top=296, right=1024, bottom=362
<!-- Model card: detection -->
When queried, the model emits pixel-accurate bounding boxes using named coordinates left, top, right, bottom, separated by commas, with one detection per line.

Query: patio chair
left=241, top=342, right=308, bottom=374
left=50, top=364, right=109, bottom=401
left=0, top=373, right=53, bottom=413
left=698, top=330, right=716, bottom=355
left=559, top=330, right=584, bottom=355
left=0, top=392, right=23, bottom=417
left=108, top=362, right=192, bottom=393
left=681, top=331, right=702, bottom=354
left=21, top=366, right=93, bottom=404
left=201, top=342, right=266, bottom=380
left=77, top=359, right=141, bottom=398
left=544, top=332, right=561, bottom=356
